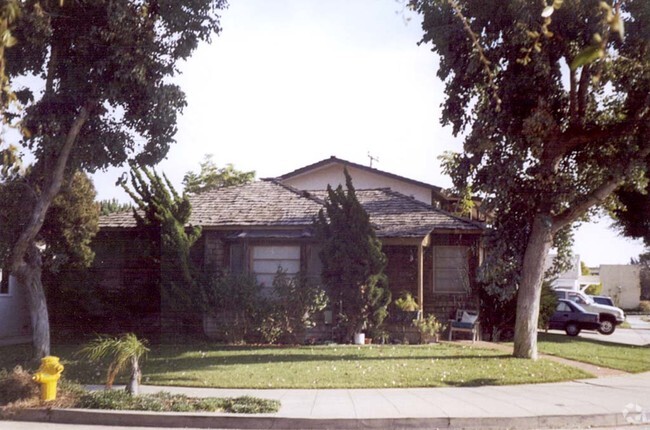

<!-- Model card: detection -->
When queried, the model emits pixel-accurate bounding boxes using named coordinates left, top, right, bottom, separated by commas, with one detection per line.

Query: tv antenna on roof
left=368, top=152, right=379, bottom=168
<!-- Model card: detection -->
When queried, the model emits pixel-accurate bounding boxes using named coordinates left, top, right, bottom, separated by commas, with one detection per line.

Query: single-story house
left=94, top=177, right=483, bottom=340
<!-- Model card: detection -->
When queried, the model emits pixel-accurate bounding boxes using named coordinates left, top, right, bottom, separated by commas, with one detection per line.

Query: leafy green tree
left=98, top=199, right=133, bottom=216
left=120, top=164, right=202, bottom=336
left=41, top=171, right=99, bottom=272
left=182, top=154, right=255, bottom=194
left=315, top=169, right=391, bottom=342
left=411, top=0, right=649, bottom=358
left=1, top=0, right=226, bottom=358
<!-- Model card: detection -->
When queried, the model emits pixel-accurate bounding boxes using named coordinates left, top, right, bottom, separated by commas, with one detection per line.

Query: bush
left=0, top=367, right=37, bottom=406
left=201, top=273, right=265, bottom=343
left=258, top=270, right=328, bottom=344
left=584, top=283, right=603, bottom=296
left=538, top=282, right=558, bottom=329
left=639, top=300, right=650, bottom=312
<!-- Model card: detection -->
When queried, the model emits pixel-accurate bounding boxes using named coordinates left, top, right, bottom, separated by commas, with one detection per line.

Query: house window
left=433, top=246, right=469, bottom=293
left=251, top=245, right=301, bottom=287
left=0, top=268, right=9, bottom=295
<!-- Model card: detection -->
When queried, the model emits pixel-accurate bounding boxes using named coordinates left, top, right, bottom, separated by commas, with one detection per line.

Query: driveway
left=548, top=315, right=650, bottom=346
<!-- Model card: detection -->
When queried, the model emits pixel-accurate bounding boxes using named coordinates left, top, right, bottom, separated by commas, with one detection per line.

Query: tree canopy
left=411, top=0, right=649, bottom=358
left=0, top=0, right=227, bottom=357
left=182, top=154, right=256, bottom=194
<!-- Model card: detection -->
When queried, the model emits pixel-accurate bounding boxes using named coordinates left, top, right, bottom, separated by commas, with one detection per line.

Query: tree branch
left=551, top=142, right=650, bottom=234
left=9, top=101, right=94, bottom=271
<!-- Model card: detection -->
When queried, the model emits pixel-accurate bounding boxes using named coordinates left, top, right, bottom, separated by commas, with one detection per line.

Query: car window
left=557, top=302, right=571, bottom=312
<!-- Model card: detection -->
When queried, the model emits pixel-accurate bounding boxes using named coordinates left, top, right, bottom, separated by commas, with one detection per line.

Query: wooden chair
left=448, top=309, right=480, bottom=342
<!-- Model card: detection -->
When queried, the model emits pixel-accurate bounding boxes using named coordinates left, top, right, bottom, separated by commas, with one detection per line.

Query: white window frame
left=432, top=246, right=469, bottom=293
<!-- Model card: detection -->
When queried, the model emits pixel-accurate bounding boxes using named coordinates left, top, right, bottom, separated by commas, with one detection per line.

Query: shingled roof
left=98, top=180, right=482, bottom=237
left=310, top=188, right=483, bottom=238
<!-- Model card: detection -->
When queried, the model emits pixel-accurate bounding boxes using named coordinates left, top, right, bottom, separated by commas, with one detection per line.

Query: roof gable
left=276, top=156, right=446, bottom=197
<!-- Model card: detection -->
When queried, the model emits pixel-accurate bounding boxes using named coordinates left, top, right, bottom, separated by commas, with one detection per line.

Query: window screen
left=433, top=246, right=469, bottom=293
left=252, top=246, right=300, bottom=287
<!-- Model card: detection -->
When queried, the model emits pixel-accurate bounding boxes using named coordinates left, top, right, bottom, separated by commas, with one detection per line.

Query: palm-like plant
left=79, top=333, right=149, bottom=395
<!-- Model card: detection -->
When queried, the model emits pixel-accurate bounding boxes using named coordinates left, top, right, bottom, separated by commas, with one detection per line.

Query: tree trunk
left=14, top=242, right=50, bottom=359
left=513, top=214, right=554, bottom=359
left=126, top=356, right=141, bottom=395
left=8, top=103, right=92, bottom=359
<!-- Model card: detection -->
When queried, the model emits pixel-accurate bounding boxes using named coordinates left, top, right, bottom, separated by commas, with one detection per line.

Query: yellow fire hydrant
left=33, top=356, right=64, bottom=401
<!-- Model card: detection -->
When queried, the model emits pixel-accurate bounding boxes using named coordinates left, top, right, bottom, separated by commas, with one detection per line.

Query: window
left=0, top=268, right=9, bottom=295
left=433, top=246, right=469, bottom=293
left=230, top=244, right=245, bottom=274
left=557, top=302, right=571, bottom=312
left=252, top=245, right=300, bottom=287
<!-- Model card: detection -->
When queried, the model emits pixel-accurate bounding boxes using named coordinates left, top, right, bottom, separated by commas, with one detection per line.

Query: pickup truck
left=553, top=289, right=625, bottom=335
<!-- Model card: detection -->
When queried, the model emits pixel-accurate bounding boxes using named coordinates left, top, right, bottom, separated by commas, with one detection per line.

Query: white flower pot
left=353, top=333, right=365, bottom=345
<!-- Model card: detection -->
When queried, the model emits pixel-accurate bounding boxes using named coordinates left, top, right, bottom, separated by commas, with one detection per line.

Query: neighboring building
left=546, top=254, right=641, bottom=309
left=599, top=265, right=641, bottom=309
left=0, top=270, right=32, bottom=346
left=95, top=179, right=483, bottom=341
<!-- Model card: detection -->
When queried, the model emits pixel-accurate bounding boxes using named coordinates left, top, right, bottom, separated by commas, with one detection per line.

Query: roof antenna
left=368, top=152, right=379, bottom=168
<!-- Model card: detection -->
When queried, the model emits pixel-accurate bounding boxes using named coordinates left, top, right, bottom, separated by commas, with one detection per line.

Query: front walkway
left=10, top=371, right=650, bottom=429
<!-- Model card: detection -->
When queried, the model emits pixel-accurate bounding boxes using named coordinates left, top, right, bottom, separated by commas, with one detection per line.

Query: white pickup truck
left=554, top=289, right=625, bottom=335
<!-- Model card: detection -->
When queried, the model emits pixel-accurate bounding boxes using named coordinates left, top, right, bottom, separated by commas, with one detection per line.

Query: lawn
left=1, top=342, right=590, bottom=389
left=537, top=333, right=650, bottom=373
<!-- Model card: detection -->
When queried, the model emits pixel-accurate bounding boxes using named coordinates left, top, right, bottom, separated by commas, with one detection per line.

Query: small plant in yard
left=395, top=292, right=419, bottom=312
left=414, top=314, right=446, bottom=343
left=639, top=300, right=650, bottom=313
left=78, top=333, right=149, bottom=395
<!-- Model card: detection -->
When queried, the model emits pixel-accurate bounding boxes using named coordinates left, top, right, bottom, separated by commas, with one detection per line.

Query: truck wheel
left=598, top=318, right=615, bottom=335
left=565, top=323, right=580, bottom=336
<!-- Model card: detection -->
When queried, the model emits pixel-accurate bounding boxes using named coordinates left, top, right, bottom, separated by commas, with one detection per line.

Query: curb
left=7, top=407, right=632, bottom=429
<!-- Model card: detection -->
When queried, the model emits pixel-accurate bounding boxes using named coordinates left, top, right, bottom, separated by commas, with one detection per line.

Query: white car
left=553, top=289, right=625, bottom=335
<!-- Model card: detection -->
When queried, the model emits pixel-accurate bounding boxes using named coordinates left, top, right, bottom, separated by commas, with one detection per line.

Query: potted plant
left=414, top=314, right=446, bottom=344
left=393, top=292, right=420, bottom=343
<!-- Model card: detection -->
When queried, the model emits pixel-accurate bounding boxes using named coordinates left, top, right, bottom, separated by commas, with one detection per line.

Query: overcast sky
left=91, top=0, right=645, bottom=267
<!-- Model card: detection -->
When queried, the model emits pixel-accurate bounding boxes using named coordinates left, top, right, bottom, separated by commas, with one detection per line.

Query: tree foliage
left=98, top=199, right=133, bottom=216
left=0, top=0, right=226, bottom=357
left=182, top=154, right=255, bottom=194
left=120, top=164, right=202, bottom=336
left=315, top=169, right=391, bottom=341
left=411, top=0, right=649, bottom=358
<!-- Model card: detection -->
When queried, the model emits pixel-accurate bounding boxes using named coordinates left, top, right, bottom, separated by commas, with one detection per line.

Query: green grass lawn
left=1, top=342, right=590, bottom=389
left=537, top=333, right=650, bottom=373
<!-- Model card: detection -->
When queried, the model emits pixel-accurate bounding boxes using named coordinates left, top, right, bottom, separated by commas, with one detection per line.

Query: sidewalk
left=10, top=372, right=650, bottom=429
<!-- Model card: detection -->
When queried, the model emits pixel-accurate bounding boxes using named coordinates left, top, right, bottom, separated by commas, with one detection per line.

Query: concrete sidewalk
left=10, top=372, right=650, bottom=429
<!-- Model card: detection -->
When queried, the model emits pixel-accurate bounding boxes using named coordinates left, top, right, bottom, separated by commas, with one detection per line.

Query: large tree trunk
left=8, top=103, right=92, bottom=359
left=14, top=242, right=50, bottom=359
left=513, top=214, right=554, bottom=359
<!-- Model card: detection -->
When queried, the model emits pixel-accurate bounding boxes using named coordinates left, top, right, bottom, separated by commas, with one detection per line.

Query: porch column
left=417, top=243, right=424, bottom=320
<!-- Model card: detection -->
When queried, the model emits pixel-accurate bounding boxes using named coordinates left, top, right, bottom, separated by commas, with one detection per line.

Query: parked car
left=553, top=289, right=625, bottom=335
left=548, top=299, right=600, bottom=336
left=590, top=295, right=615, bottom=306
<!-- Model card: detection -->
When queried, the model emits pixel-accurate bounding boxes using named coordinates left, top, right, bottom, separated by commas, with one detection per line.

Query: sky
left=90, top=0, right=645, bottom=267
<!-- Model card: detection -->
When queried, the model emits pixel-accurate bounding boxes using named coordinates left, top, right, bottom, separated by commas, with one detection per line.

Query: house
left=277, top=156, right=485, bottom=221
left=0, top=270, right=32, bottom=346
left=94, top=178, right=483, bottom=340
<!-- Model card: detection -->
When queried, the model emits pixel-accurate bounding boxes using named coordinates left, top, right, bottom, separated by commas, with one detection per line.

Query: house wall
left=383, top=233, right=480, bottom=326
left=0, top=276, right=32, bottom=346
left=599, top=265, right=641, bottom=309
left=282, top=164, right=436, bottom=205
